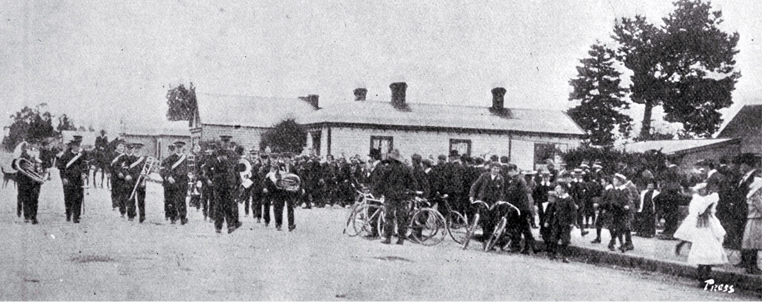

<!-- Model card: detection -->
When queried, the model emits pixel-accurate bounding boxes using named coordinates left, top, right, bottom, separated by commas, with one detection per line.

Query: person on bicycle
left=468, top=162, right=506, bottom=243
left=377, top=149, right=417, bottom=245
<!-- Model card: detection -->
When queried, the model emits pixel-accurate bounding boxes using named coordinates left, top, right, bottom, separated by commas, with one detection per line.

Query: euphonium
left=276, top=173, right=301, bottom=192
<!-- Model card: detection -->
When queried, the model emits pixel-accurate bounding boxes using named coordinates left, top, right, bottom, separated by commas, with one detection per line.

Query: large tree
left=612, top=0, right=739, bottom=139
left=259, top=119, right=307, bottom=154
left=2, top=104, right=57, bottom=150
left=568, top=42, right=632, bottom=146
left=166, top=82, right=197, bottom=123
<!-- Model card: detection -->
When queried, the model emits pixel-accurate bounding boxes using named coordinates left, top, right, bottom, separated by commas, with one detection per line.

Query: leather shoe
left=381, top=238, right=392, bottom=244
left=624, top=243, right=635, bottom=251
left=591, top=238, right=601, bottom=244
left=581, top=230, right=589, bottom=237
left=746, top=267, right=762, bottom=275
left=181, top=218, right=188, bottom=225
left=562, top=258, right=570, bottom=263
left=396, top=238, right=404, bottom=245
left=608, top=244, right=616, bottom=251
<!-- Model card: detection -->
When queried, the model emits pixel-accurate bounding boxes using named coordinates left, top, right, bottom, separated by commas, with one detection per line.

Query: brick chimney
left=354, top=88, right=367, bottom=101
left=390, top=82, right=407, bottom=107
left=299, top=95, right=319, bottom=109
left=491, top=87, right=506, bottom=111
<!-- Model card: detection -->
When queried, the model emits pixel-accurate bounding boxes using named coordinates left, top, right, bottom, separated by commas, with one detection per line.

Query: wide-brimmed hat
left=388, top=149, right=405, bottom=162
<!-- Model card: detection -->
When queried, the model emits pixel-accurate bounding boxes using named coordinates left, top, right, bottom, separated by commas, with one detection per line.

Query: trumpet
left=14, top=158, right=46, bottom=184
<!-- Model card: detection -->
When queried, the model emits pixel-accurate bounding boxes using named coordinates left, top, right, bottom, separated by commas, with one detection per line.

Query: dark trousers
left=166, top=187, right=187, bottom=221
left=548, top=224, right=572, bottom=257
left=510, top=211, right=536, bottom=251
left=253, top=194, right=271, bottom=224
left=383, top=199, right=409, bottom=240
left=110, top=178, right=120, bottom=208
left=741, top=250, right=760, bottom=271
left=63, top=185, right=84, bottom=221
left=201, top=185, right=213, bottom=219
left=476, top=204, right=497, bottom=240
left=16, top=186, right=23, bottom=218
left=214, top=187, right=239, bottom=230
left=120, top=185, right=132, bottom=216
left=19, top=179, right=41, bottom=221
left=127, top=187, right=146, bottom=220
left=273, top=193, right=295, bottom=228
left=163, top=184, right=171, bottom=219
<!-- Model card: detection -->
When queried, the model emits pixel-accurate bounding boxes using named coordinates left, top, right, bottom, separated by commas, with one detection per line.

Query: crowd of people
left=10, top=133, right=762, bottom=285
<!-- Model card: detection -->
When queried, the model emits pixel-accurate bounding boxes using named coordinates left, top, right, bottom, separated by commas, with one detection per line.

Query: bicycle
left=344, top=189, right=385, bottom=237
left=377, top=192, right=448, bottom=246
left=430, top=193, right=469, bottom=244
left=462, top=200, right=521, bottom=252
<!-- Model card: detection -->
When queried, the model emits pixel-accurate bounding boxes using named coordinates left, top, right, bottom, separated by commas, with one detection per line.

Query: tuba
left=14, top=158, right=46, bottom=184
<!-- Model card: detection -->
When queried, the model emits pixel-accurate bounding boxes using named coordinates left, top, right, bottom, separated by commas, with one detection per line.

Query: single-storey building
left=297, top=83, right=584, bottom=171
left=619, top=138, right=742, bottom=170
left=190, top=93, right=318, bottom=151
left=716, top=102, right=762, bottom=156
left=120, top=121, right=192, bottom=160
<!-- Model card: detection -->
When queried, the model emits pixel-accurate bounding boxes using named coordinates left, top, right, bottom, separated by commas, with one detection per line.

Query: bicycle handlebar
left=471, top=200, right=521, bottom=215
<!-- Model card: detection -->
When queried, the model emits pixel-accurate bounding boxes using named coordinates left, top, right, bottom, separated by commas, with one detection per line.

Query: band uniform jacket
left=57, top=148, right=88, bottom=187
left=127, top=154, right=148, bottom=190
left=109, top=152, right=128, bottom=187
left=161, top=154, right=189, bottom=191
left=469, top=172, right=505, bottom=204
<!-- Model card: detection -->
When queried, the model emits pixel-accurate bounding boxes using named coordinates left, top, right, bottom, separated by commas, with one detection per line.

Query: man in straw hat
left=377, top=149, right=418, bottom=245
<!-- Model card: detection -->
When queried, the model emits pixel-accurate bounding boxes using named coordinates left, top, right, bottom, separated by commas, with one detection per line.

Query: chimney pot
left=354, top=88, right=367, bottom=101
left=491, top=87, right=506, bottom=111
left=390, top=82, right=407, bottom=106
left=299, top=95, right=319, bottom=109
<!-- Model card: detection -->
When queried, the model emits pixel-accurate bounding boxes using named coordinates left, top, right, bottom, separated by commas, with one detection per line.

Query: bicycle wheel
left=344, top=202, right=363, bottom=236
left=410, top=208, right=447, bottom=246
left=446, top=211, right=469, bottom=244
left=462, top=213, right=480, bottom=250
left=485, top=217, right=508, bottom=252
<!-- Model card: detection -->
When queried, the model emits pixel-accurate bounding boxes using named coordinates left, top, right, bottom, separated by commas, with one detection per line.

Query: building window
left=370, top=136, right=393, bottom=154
left=449, top=139, right=472, bottom=156
left=534, top=143, right=561, bottom=168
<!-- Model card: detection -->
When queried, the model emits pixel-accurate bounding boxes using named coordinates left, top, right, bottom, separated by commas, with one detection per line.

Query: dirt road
left=0, top=170, right=757, bottom=301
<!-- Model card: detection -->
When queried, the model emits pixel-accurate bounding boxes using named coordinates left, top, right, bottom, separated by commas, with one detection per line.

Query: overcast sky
left=2, top=0, right=761, bottom=137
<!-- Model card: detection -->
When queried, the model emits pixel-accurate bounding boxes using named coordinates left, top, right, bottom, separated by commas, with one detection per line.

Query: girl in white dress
left=673, top=183, right=728, bottom=286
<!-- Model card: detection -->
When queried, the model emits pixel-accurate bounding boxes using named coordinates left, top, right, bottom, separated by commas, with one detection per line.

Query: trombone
left=128, top=156, right=161, bottom=201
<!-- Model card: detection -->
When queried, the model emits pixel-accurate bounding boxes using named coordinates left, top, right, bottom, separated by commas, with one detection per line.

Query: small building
left=120, top=121, right=192, bottom=160
left=620, top=138, right=742, bottom=170
left=297, top=83, right=584, bottom=170
left=717, top=102, right=762, bottom=156
left=190, top=93, right=318, bottom=151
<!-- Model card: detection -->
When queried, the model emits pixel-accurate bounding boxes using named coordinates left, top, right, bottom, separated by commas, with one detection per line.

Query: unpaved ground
left=0, top=168, right=758, bottom=301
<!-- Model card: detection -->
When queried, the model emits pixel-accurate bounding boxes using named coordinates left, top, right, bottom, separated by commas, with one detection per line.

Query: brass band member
left=57, top=136, right=88, bottom=223
left=126, top=143, right=148, bottom=222
left=206, top=135, right=242, bottom=234
left=161, top=141, right=189, bottom=225
left=13, top=141, right=45, bottom=224
left=110, top=141, right=127, bottom=214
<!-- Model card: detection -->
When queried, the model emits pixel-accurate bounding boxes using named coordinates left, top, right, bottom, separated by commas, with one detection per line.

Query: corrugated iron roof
left=297, top=100, right=584, bottom=135
left=196, top=93, right=317, bottom=128
left=619, top=138, right=739, bottom=155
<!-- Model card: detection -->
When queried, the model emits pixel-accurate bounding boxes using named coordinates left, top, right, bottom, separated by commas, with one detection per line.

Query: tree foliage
left=2, top=104, right=57, bottom=151
left=259, top=119, right=307, bottom=154
left=612, top=0, right=740, bottom=139
left=56, top=114, right=77, bottom=133
left=166, top=82, right=197, bottom=123
left=568, top=42, right=632, bottom=146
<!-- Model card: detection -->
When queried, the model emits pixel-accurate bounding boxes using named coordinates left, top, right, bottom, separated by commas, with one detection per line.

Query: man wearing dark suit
left=468, top=162, right=505, bottom=242
left=377, top=149, right=418, bottom=245
left=444, top=150, right=466, bottom=216
left=505, top=164, right=537, bottom=254
left=109, top=141, right=127, bottom=214
left=206, top=136, right=242, bottom=234
left=363, top=148, right=385, bottom=238
left=57, top=138, right=88, bottom=223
